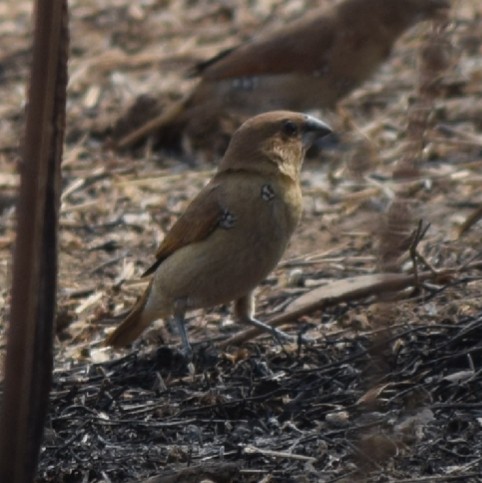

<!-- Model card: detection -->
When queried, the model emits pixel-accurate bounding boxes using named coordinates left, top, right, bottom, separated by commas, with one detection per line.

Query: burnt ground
left=1, top=0, right=482, bottom=481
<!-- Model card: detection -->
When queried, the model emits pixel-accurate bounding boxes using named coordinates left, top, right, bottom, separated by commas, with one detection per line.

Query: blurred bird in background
left=116, top=0, right=449, bottom=153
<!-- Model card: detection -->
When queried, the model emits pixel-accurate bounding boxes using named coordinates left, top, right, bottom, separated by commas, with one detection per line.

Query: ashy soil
left=1, top=0, right=482, bottom=481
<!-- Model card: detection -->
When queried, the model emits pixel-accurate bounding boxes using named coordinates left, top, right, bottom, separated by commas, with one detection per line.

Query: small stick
left=242, top=444, right=317, bottom=463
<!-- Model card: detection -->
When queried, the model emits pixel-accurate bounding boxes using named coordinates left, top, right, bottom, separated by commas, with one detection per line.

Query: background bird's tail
left=105, top=280, right=159, bottom=348
left=115, top=96, right=190, bottom=150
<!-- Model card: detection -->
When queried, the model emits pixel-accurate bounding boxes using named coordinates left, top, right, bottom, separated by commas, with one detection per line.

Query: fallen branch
left=218, top=264, right=481, bottom=349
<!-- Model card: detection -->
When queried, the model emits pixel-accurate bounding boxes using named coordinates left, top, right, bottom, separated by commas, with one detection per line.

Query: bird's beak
left=422, top=0, right=450, bottom=20
left=430, top=0, right=451, bottom=13
left=301, top=115, right=333, bottom=149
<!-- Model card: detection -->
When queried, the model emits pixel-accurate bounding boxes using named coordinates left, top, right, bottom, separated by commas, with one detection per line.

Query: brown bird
left=107, top=111, right=332, bottom=356
left=118, top=0, right=449, bottom=150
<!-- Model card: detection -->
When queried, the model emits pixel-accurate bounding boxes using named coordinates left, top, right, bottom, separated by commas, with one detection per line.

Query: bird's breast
left=151, top=175, right=302, bottom=310
left=226, top=176, right=302, bottom=246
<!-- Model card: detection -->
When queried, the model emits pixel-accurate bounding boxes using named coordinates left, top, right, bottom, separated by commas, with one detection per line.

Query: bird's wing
left=190, top=14, right=336, bottom=80
left=142, top=181, right=224, bottom=277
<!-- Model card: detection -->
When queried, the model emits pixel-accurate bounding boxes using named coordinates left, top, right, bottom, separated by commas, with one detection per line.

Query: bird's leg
left=234, top=293, right=293, bottom=344
left=172, top=299, right=192, bottom=361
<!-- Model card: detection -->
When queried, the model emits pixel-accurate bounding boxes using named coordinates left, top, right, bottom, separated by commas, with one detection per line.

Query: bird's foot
left=177, top=344, right=195, bottom=374
left=246, top=317, right=313, bottom=347
left=180, top=343, right=193, bottom=362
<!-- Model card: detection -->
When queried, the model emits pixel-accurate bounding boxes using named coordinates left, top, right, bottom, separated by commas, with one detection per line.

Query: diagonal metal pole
left=0, top=0, right=68, bottom=481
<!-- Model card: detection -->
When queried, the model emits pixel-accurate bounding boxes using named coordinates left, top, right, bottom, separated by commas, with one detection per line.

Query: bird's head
left=219, top=111, right=332, bottom=181
left=380, top=0, right=450, bottom=24
left=414, top=0, right=451, bottom=19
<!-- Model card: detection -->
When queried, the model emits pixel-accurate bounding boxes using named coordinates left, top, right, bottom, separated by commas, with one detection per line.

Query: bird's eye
left=282, top=120, right=298, bottom=137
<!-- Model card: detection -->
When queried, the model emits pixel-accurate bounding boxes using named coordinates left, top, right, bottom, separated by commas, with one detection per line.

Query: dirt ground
left=1, top=0, right=482, bottom=481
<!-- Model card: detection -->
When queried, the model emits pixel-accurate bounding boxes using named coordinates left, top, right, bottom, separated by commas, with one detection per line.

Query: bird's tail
left=105, top=280, right=161, bottom=348
left=115, top=95, right=190, bottom=150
